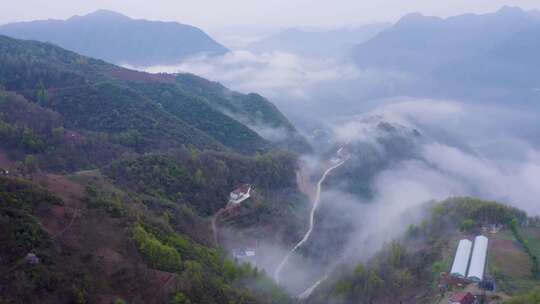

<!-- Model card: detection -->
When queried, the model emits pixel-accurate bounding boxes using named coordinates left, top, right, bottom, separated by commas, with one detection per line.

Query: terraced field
left=489, top=230, right=539, bottom=294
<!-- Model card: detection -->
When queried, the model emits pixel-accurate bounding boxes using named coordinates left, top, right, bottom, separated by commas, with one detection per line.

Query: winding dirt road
left=211, top=208, right=227, bottom=246
left=274, top=158, right=347, bottom=284
left=298, top=274, right=328, bottom=299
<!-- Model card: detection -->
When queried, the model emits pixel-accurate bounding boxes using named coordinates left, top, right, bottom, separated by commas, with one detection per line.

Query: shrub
left=132, top=224, right=182, bottom=272
left=169, top=292, right=191, bottom=304
left=460, top=218, right=477, bottom=232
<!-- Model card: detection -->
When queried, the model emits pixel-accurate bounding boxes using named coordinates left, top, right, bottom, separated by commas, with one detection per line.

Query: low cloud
left=273, top=99, right=540, bottom=294
left=142, top=50, right=361, bottom=98
left=336, top=99, right=540, bottom=215
left=133, top=49, right=540, bottom=294
left=133, top=51, right=416, bottom=127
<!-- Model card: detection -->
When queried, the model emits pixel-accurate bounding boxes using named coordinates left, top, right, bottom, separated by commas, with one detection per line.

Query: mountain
left=246, top=23, right=389, bottom=57
left=350, top=6, right=540, bottom=75
left=0, top=34, right=310, bottom=303
left=431, top=24, right=540, bottom=100
left=0, top=34, right=308, bottom=156
left=0, top=9, right=229, bottom=66
left=306, top=197, right=540, bottom=303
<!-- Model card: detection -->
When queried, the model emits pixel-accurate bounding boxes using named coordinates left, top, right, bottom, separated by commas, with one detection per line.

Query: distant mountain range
left=348, top=6, right=540, bottom=104
left=351, top=6, right=540, bottom=74
left=0, top=10, right=229, bottom=66
left=247, top=23, right=390, bottom=57
left=431, top=24, right=540, bottom=96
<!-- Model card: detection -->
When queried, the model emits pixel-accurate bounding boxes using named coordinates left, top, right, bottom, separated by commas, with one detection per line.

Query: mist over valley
left=1, top=2, right=540, bottom=304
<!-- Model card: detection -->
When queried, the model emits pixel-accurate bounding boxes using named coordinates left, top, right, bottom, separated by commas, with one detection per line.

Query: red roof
left=232, top=184, right=251, bottom=194
left=450, top=292, right=474, bottom=304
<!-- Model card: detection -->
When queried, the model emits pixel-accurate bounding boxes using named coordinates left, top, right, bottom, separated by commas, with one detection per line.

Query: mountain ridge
left=0, top=34, right=308, bottom=157
left=0, top=10, right=229, bottom=66
left=350, top=6, right=540, bottom=74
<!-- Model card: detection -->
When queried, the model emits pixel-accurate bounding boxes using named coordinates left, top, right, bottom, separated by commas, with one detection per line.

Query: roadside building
left=450, top=239, right=473, bottom=278
left=229, top=184, right=252, bottom=205
left=232, top=248, right=257, bottom=265
left=25, top=253, right=39, bottom=265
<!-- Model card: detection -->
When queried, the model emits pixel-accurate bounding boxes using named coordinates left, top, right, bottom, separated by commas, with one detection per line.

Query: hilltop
left=247, top=23, right=389, bottom=57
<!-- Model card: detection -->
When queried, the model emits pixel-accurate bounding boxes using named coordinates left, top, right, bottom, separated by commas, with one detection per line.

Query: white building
left=450, top=239, right=473, bottom=278
left=233, top=249, right=257, bottom=265
left=467, top=235, right=488, bottom=282
left=229, top=184, right=252, bottom=205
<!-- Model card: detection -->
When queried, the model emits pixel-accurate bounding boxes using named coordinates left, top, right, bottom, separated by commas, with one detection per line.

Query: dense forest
left=0, top=174, right=293, bottom=304
left=0, top=34, right=310, bottom=303
left=0, top=34, right=308, bottom=156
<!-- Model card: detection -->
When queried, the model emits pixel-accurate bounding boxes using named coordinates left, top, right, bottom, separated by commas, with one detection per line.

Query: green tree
left=390, top=242, right=404, bottom=268
left=170, top=292, right=192, bottom=304
left=21, top=128, right=44, bottom=152
left=460, top=218, right=476, bottom=232
left=18, top=155, right=39, bottom=174
left=194, top=169, right=206, bottom=186
left=51, top=126, right=65, bottom=143
left=36, top=80, right=48, bottom=105
left=132, top=225, right=182, bottom=272
left=505, top=287, right=540, bottom=304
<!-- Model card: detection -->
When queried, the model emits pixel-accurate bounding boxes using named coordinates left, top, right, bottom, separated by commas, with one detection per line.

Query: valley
left=275, top=147, right=348, bottom=285
left=1, top=3, right=540, bottom=304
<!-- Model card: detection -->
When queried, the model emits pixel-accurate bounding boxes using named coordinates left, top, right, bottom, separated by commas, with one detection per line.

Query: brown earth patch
left=34, top=173, right=180, bottom=303
left=105, top=68, right=176, bottom=84
left=490, top=238, right=531, bottom=278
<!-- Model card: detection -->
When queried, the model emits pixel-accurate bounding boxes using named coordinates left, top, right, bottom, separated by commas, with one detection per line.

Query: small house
left=229, top=184, right=252, bottom=205
left=25, top=253, right=39, bottom=265
left=232, top=248, right=257, bottom=265
left=449, top=292, right=474, bottom=304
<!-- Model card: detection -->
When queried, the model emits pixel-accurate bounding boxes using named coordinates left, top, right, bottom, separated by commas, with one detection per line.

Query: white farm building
left=449, top=235, right=489, bottom=283
left=450, top=239, right=473, bottom=278
left=467, top=235, right=489, bottom=282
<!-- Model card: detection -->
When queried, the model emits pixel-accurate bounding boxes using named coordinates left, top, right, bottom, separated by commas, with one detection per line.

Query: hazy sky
left=3, top=0, right=540, bottom=31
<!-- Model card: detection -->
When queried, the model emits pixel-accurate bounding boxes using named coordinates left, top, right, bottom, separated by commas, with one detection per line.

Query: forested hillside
left=0, top=34, right=310, bottom=303
left=0, top=173, right=294, bottom=304
left=0, top=34, right=308, bottom=155
left=306, top=198, right=540, bottom=304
